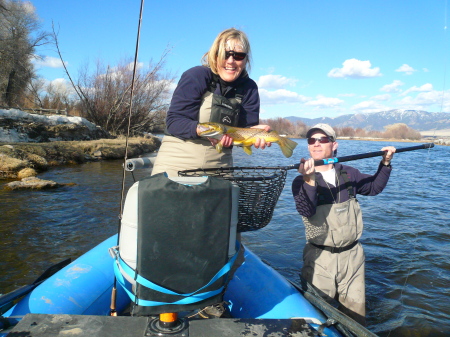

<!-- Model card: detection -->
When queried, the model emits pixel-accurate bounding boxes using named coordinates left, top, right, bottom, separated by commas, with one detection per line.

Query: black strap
left=208, top=73, right=244, bottom=103
left=339, top=170, right=355, bottom=198
left=309, top=240, right=359, bottom=254
left=208, top=73, right=220, bottom=93
left=234, top=85, right=244, bottom=104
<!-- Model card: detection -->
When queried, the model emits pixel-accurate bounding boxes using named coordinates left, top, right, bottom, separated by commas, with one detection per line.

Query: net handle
left=287, top=142, right=434, bottom=170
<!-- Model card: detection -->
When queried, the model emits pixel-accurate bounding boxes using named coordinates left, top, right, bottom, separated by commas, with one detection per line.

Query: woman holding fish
left=151, top=28, right=271, bottom=177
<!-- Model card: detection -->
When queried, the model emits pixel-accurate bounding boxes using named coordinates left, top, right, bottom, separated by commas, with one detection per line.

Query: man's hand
left=298, top=158, right=316, bottom=186
left=381, top=146, right=396, bottom=166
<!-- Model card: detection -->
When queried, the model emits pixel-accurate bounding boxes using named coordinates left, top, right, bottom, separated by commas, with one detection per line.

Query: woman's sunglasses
left=225, top=51, right=247, bottom=61
left=307, top=136, right=331, bottom=145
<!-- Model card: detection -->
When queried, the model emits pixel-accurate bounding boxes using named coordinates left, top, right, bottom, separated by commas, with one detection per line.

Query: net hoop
left=178, top=166, right=288, bottom=232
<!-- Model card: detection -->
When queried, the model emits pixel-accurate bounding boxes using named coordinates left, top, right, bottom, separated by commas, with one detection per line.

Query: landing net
left=178, top=166, right=288, bottom=232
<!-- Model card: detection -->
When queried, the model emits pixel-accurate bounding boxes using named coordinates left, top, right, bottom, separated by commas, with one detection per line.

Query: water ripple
left=1, top=141, right=449, bottom=336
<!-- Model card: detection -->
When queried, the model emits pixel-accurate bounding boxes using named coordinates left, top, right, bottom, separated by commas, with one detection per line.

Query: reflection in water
left=0, top=141, right=449, bottom=336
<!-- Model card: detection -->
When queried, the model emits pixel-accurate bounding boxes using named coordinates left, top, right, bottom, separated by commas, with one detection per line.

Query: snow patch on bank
left=0, top=109, right=100, bottom=143
left=0, top=109, right=97, bottom=129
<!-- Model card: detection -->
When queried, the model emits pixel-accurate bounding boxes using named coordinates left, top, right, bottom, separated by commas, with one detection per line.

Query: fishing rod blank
left=289, top=142, right=434, bottom=170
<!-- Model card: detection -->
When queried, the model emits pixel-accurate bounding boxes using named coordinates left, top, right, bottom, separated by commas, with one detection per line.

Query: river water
left=0, top=139, right=448, bottom=336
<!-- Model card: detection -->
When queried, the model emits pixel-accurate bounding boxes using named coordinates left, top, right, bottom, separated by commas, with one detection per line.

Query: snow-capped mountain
left=286, top=110, right=450, bottom=131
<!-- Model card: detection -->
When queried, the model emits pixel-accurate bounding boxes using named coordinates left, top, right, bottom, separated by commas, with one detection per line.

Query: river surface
left=0, top=139, right=449, bottom=336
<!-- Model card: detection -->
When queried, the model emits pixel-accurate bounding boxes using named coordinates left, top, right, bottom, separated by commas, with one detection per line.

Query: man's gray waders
left=301, top=197, right=366, bottom=324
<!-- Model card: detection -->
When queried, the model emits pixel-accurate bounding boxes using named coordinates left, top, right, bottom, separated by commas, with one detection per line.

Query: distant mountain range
left=285, top=110, right=450, bottom=131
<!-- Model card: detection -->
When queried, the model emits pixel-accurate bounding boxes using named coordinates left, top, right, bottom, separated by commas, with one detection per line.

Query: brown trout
left=197, top=122, right=298, bottom=158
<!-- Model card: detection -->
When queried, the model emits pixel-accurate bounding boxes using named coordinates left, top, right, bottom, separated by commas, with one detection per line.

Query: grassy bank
left=0, top=136, right=161, bottom=180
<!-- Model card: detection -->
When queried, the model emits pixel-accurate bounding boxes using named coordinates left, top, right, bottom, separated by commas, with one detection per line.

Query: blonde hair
left=201, top=28, right=252, bottom=75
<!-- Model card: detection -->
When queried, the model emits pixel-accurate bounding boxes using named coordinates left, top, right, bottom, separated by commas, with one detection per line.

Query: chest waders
left=152, top=75, right=244, bottom=177
left=301, top=169, right=366, bottom=324
left=302, top=170, right=363, bottom=248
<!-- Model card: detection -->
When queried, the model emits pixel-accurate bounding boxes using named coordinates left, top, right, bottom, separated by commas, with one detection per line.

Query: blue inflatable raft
left=0, top=173, right=377, bottom=337
left=1, top=234, right=352, bottom=336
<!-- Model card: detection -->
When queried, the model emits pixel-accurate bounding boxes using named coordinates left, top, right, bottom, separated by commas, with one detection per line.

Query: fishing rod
left=126, top=142, right=435, bottom=177
left=175, top=142, right=435, bottom=177
left=110, top=0, right=145, bottom=317
left=287, top=142, right=434, bottom=170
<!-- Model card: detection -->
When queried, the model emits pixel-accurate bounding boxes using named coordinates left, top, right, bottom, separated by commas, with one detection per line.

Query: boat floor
left=7, top=313, right=322, bottom=337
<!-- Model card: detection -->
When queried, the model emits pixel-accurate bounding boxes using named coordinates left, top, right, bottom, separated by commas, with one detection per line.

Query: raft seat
left=114, top=173, right=240, bottom=316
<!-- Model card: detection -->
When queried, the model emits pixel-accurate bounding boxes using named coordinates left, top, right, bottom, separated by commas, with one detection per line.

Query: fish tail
left=278, top=137, right=298, bottom=158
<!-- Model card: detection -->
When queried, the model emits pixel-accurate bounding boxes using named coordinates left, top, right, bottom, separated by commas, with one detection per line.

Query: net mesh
left=178, top=166, right=288, bottom=232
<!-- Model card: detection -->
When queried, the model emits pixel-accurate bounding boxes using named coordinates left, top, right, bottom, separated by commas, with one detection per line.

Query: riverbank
left=0, top=136, right=161, bottom=181
left=337, top=136, right=449, bottom=145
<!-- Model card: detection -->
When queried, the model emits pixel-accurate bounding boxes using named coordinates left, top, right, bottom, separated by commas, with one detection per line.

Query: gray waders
left=301, top=172, right=366, bottom=325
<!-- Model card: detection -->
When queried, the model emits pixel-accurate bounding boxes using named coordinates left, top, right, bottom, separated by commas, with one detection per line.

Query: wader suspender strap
left=209, top=74, right=245, bottom=104
left=209, top=73, right=220, bottom=93
left=234, top=86, right=244, bottom=104
left=339, top=170, right=355, bottom=198
left=309, top=169, right=360, bottom=252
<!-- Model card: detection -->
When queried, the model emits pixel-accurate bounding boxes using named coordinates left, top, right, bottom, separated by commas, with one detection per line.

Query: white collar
left=321, top=167, right=336, bottom=186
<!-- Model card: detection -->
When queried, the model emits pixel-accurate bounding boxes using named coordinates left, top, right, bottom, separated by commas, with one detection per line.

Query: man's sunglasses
left=307, top=136, right=331, bottom=145
left=225, top=51, right=247, bottom=61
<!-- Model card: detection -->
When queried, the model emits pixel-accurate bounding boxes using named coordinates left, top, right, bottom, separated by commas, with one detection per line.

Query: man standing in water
left=292, top=123, right=396, bottom=325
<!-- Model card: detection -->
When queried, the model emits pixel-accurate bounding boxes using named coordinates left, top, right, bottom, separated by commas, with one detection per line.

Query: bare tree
left=354, top=128, right=367, bottom=138
left=383, top=123, right=422, bottom=140
left=52, top=25, right=174, bottom=135
left=0, top=0, right=49, bottom=106
left=292, top=120, right=308, bottom=138
left=74, top=57, right=173, bottom=135
left=261, top=117, right=307, bottom=137
left=337, top=126, right=356, bottom=138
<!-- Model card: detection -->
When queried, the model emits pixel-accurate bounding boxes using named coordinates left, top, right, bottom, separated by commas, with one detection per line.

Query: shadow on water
left=1, top=140, right=449, bottom=336
left=0, top=160, right=147, bottom=293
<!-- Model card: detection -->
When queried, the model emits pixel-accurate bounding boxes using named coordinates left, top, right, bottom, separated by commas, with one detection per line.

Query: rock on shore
left=4, top=177, right=76, bottom=190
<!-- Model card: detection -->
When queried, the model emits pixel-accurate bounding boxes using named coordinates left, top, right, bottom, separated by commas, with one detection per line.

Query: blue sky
left=29, top=0, right=450, bottom=119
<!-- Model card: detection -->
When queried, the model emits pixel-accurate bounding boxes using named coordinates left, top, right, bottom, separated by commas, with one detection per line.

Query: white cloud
left=338, top=93, right=356, bottom=97
left=371, top=94, right=391, bottom=101
left=395, top=64, right=416, bottom=75
left=401, top=83, right=433, bottom=96
left=50, top=78, right=68, bottom=87
left=33, top=56, right=66, bottom=68
left=351, top=100, right=390, bottom=113
left=396, top=90, right=450, bottom=110
left=126, top=61, right=144, bottom=71
left=258, top=88, right=310, bottom=105
left=328, top=58, right=382, bottom=79
left=22, top=1, right=36, bottom=15
left=305, top=95, right=344, bottom=108
left=257, top=74, right=298, bottom=89
left=380, top=80, right=404, bottom=93
left=47, top=78, right=76, bottom=95
left=99, top=62, right=145, bottom=82
left=167, top=81, right=177, bottom=95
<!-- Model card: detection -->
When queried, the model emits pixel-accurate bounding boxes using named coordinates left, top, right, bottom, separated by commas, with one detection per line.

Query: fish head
left=197, top=122, right=226, bottom=139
